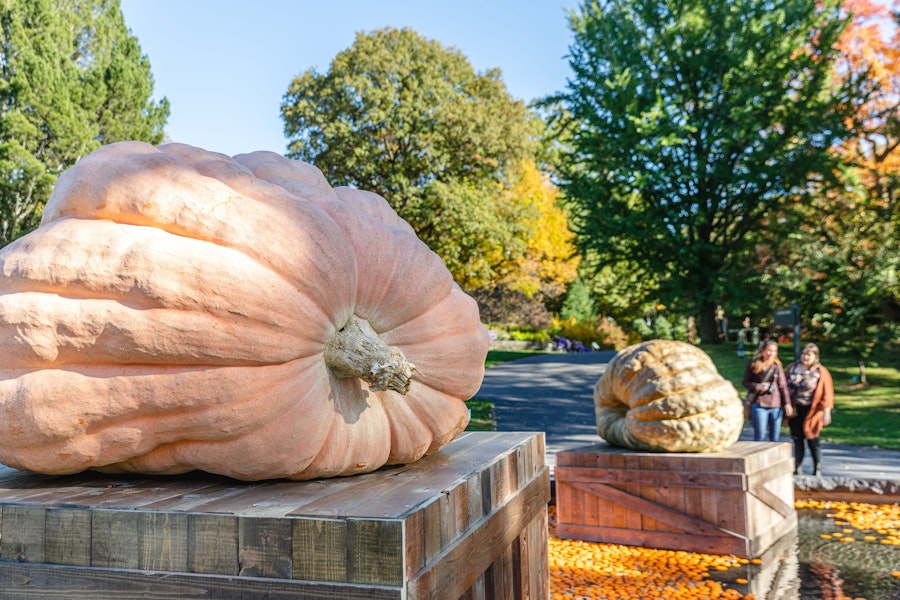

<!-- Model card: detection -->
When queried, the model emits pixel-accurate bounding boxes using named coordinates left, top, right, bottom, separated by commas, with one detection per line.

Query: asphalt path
left=475, top=351, right=900, bottom=489
left=476, top=351, right=615, bottom=467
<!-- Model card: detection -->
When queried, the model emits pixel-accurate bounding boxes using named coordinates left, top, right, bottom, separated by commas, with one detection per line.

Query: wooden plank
left=607, top=454, right=628, bottom=530
left=291, top=433, right=517, bottom=519
left=682, top=477, right=705, bottom=526
left=521, top=508, right=549, bottom=600
left=422, top=496, right=442, bottom=565
left=404, top=507, right=425, bottom=581
left=556, top=522, right=748, bottom=557
left=484, top=544, right=516, bottom=600
left=556, top=480, right=581, bottom=527
left=0, top=506, right=45, bottom=564
left=515, top=442, right=528, bottom=489
left=715, top=489, right=744, bottom=535
left=479, top=465, right=494, bottom=520
left=465, top=470, right=484, bottom=526
left=654, top=456, right=685, bottom=533
left=445, top=483, right=468, bottom=544
left=181, top=480, right=298, bottom=516
left=564, top=481, right=733, bottom=538
left=91, top=510, right=140, bottom=569
left=555, top=466, right=747, bottom=489
left=638, top=455, right=659, bottom=531
left=750, top=512, right=798, bottom=558
left=751, top=458, right=794, bottom=488
left=138, top=511, right=189, bottom=572
left=750, top=484, right=794, bottom=521
left=187, top=514, right=239, bottom=575
left=698, top=477, right=720, bottom=536
left=407, top=467, right=549, bottom=600
left=45, top=508, right=91, bottom=566
left=139, top=481, right=259, bottom=512
left=347, top=519, right=403, bottom=586
left=16, top=478, right=225, bottom=513
left=292, top=517, right=347, bottom=583
left=460, top=572, right=487, bottom=600
left=238, top=516, right=292, bottom=579
left=0, top=562, right=401, bottom=600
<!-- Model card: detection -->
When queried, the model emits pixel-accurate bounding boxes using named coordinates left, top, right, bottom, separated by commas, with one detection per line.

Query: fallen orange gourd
left=0, top=142, right=490, bottom=481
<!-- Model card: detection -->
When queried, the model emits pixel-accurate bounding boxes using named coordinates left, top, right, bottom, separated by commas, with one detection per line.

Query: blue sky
left=119, top=1, right=581, bottom=157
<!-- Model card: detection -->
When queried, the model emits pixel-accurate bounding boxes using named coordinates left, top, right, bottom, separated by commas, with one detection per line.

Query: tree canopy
left=760, top=0, right=900, bottom=372
left=551, top=0, right=851, bottom=342
left=281, top=27, right=577, bottom=292
left=0, top=0, right=169, bottom=246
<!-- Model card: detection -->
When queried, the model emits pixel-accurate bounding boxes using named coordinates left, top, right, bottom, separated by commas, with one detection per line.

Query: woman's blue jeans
left=750, top=403, right=783, bottom=441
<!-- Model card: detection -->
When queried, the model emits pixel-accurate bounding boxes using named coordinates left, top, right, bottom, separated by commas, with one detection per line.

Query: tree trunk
left=698, top=301, right=722, bottom=344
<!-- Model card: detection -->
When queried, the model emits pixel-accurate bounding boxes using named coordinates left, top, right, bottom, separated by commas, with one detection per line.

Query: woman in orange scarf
left=785, top=343, right=834, bottom=476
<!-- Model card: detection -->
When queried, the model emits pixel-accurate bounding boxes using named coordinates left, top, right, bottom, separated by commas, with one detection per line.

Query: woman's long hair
left=751, top=339, right=781, bottom=373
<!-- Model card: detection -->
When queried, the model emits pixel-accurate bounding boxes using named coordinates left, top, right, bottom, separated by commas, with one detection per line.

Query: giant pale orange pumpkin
left=594, top=340, right=743, bottom=453
left=0, top=141, right=490, bottom=480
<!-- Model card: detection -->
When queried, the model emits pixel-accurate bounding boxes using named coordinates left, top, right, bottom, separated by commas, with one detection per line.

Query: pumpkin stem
left=324, top=315, right=416, bottom=394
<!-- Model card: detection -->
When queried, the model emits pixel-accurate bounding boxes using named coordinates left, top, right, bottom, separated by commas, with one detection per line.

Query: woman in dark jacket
left=742, top=340, right=794, bottom=441
left=785, top=343, right=834, bottom=476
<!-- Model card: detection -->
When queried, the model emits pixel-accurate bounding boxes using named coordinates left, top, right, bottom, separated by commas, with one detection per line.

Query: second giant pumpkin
left=594, top=340, right=743, bottom=453
left=0, top=142, right=490, bottom=481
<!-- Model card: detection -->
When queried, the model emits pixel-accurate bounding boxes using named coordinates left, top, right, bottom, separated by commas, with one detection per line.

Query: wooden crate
left=0, top=431, right=550, bottom=600
left=555, top=441, right=796, bottom=558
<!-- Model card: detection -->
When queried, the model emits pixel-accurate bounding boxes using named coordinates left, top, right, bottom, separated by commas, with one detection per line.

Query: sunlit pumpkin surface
left=548, top=500, right=900, bottom=600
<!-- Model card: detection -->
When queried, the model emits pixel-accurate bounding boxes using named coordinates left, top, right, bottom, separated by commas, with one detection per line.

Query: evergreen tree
left=0, top=0, right=168, bottom=245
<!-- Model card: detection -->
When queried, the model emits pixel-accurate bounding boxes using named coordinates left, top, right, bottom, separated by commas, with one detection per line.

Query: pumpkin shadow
left=328, top=375, right=370, bottom=424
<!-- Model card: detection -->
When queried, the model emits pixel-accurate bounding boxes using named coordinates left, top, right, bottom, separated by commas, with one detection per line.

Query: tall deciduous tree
left=762, top=0, right=900, bottom=378
left=552, top=0, right=851, bottom=343
left=280, top=27, right=540, bottom=289
left=0, top=0, right=168, bottom=246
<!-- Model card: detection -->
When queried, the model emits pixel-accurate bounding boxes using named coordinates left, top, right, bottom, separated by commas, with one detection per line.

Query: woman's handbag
left=743, top=365, right=775, bottom=419
left=743, top=391, right=756, bottom=419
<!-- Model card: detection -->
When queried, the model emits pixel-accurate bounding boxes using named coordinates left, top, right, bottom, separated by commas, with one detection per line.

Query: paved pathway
left=476, top=351, right=900, bottom=489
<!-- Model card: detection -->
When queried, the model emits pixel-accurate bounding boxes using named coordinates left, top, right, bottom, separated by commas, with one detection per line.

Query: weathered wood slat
left=45, top=508, right=91, bottom=566
left=556, top=465, right=748, bottom=489
left=556, top=523, right=748, bottom=557
left=292, top=517, right=348, bottom=583
left=0, top=506, right=45, bottom=563
left=0, top=562, right=401, bottom=600
left=238, top=516, right=293, bottom=579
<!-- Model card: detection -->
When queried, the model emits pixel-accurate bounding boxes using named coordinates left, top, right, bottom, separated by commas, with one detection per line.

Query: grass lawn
left=701, top=342, right=900, bottom=450
left=484, top=349, right=547, bottom=367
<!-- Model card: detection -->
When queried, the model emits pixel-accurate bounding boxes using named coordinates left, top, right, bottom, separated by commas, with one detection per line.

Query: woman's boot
left=809, top=438, right=822, bottom=476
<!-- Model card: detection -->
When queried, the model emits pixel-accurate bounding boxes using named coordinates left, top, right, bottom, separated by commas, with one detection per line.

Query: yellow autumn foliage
left=500, top=160, right=579, bottom=298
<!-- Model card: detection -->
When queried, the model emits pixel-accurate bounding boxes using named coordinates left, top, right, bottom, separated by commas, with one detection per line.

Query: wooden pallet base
left=0, top=432, right=549, bottom=600
left=555, top=441, right=797, bottom=558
